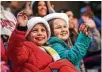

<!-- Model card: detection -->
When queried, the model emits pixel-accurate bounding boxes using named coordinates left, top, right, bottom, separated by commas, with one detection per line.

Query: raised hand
left=17, top=11, right=28, bottom=27
left=79, top=24, right=90, bottom=36
left=85, top=19, right=96, bottom=28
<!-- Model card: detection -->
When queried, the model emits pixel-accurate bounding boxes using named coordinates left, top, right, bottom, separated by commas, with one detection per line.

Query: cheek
left=66, top=28, right=69, bottom=32
left=44, top=33, right=48, bottom=38
left=54, top=29, right=61, bottom=37
left=28, top=32, right=36, bottom=40
left=44, top=6, right=47, bottom=10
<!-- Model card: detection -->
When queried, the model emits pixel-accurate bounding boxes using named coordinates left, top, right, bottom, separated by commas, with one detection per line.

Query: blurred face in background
left=8, top=1, right=26, bottom=16
left=24, top=1, right=33, bottom=17
left=66, top=11, right=77, bottom=29
left=10, top=1, right=20, bottom=9
left=37, top=1, right=47, bottom=16
left=53, top=19, right=69, bottom=41
left=66, top=11, right=74, bottom=21
left=10, top=1, right=25, bottom=10
left=81, top=15, right=96, bottom=28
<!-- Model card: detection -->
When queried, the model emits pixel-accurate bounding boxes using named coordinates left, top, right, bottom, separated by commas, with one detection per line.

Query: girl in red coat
left=7, top=11, right=78, bottom=72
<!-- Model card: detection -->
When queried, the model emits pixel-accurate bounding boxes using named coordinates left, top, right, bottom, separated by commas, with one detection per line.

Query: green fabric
left=47, top=33, right=91, bottom=70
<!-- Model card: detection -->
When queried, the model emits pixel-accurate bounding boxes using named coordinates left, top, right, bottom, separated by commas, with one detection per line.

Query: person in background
left=1, top=1, right=26, bottom=17
left=0, top=4, right=17, bottom=48
left=31, top=1, right=55, bottom=17
left=81, top=9, right=101, bottom=52
left=79, top=6, right=101, bottom=33
left=23, top=1, right=33, bottom=18
left=7, top=11, right=78, bottom=72
left=80, top=7, right=101, bottom=70
left=44, top=13, right=91, bottom=71
left=65, top=9, right=78, bottom=45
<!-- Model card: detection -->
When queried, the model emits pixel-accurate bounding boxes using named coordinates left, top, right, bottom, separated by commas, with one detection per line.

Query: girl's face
left=28, top=24, right=48, bottom=46
left=38, top=1, right=47, bottom=16
left=53, top=19, right=69, bottom=40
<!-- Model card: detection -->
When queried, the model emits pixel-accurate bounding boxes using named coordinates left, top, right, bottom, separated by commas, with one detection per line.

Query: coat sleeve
left=22, top=63, right=51, bottom=72
left=7, top=28, right=29, bottom=65
left=51, top=33, right=91, bottom=66
left=24, top=59, right=78, bottom=72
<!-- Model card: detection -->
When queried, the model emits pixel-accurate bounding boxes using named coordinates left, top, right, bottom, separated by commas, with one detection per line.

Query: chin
left=62, top=38, right=67, bottom=41
left=42, top=13, right=47, bottom=16
left=62, top=36, right=69, bottom=41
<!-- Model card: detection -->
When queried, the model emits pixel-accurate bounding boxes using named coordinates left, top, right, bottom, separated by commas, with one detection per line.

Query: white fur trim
left=26, top=17, right=51, bottom=39
left=43, top=13, right=69, bottom=27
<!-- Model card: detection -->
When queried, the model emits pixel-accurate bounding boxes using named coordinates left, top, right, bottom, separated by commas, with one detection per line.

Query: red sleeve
left=7, top=29, right=29, bottom=65
left=1, top=39, right=7, bottom=62
left=48, top=59, right=78, bottom=72
left=23, top=63, right=51, bottom=72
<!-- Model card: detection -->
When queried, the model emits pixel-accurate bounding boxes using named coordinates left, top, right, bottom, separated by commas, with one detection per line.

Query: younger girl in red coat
left=7, top=11, right=78, bottom=72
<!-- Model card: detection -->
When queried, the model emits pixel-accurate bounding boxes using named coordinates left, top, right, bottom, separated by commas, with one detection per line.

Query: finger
left=79, top=24, right=83, bottom=32
left=17, top=11, right=27, bottom=17
left=17, top=12, right=27, bottom=20
left=23, top=15, right=28, bottom=20
left=79, top=24, right=85, bottom=32
left=79, top=24, right=85, bottom=29
left=85, top=32, right=88, bottom=36
left=17, top=11, right=24, bottom=16
left=81, top=24, right=86, bottom=30
left=83, top=27, right=87, bottom=33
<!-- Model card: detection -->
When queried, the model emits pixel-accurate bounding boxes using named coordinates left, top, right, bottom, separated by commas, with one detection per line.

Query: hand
left=17, top=11, right=28, bottom=27
left=47, top=1, right=54, bottom=9
left=85, top=19, right=96, bottom=28
left=1, top=61, right=10, bottom=72
left=79, top=24, right=90, bottom=36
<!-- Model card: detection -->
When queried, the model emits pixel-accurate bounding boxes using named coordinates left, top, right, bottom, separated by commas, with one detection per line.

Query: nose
left=37, top=30, right=42, bottom=36
left=61, top=27, right=66, bottom=32
left=41, top=5, right=46, bottom=9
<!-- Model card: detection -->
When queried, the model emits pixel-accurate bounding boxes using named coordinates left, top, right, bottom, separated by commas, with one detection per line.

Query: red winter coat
left=7, top=29, right=78, bottom=72
left=1, top=39, right=7, bottom=62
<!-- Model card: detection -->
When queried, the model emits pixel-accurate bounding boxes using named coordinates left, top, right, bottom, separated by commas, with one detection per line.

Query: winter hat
left=43, top=13, right=69, bottom=27
left=26, top=17, right=51, bottom=39
left=80, top=6, right=91, bottom=15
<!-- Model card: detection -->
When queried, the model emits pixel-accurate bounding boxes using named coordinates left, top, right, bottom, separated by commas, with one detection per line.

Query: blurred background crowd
left=0, top=1, right=101, bottom=72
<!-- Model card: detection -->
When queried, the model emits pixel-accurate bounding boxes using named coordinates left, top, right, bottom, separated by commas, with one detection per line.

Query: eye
left=41, top=28, right=46, bottom=32
left=31, top=29, right=38, bottom=32
left=64, top=25, right=67, bottom=28
left=55, top=26, right=61, bottom=29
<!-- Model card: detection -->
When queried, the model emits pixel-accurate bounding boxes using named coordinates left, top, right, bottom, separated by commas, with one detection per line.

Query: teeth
left=61, top=33, right=66, bottom=35
left=36, top=37, right=44, bottom=40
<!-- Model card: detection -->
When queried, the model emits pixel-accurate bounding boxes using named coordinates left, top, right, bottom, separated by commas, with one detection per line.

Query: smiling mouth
left=60, top=33, right=67, bottom=36
left=35, top=37, right=44, bottom=41
left=41, top=9, right=46, bottom=13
